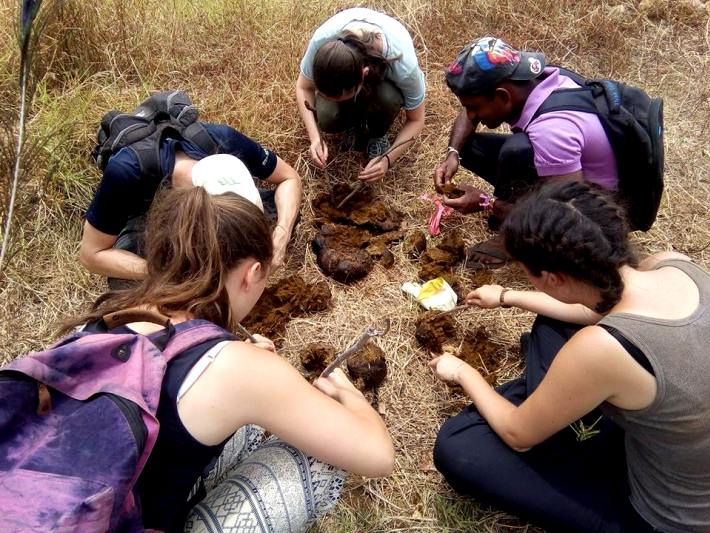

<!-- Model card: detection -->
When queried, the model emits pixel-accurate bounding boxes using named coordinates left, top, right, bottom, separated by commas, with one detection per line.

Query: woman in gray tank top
left=431, top=180, right=710, bottom=532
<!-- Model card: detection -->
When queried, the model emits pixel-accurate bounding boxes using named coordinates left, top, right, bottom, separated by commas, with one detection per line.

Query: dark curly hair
left=502, top=180, right=637, bottom=313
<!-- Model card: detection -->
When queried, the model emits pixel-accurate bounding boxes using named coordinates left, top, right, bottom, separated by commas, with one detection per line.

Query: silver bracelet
left=446, top=146, right=461, bottom=161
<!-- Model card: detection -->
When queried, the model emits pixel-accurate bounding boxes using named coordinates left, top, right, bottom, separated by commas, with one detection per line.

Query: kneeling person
left=81, top=122, right=302, bottom=287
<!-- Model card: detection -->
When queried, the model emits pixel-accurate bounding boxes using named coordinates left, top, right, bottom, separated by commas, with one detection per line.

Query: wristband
left=479, top=193, right=497, bottom=211
left=384, top=153, right=391, bottom=170
left=499, top=288, right=511, bottom=308
left=446, top=146, right=461, bottom=161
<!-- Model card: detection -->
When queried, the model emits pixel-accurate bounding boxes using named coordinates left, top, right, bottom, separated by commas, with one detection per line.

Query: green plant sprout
left=570, top=415, right=604, bottom=442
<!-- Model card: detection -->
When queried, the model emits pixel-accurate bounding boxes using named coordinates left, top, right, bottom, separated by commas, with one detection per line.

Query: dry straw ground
left=1, top=0, right=709, bottom=531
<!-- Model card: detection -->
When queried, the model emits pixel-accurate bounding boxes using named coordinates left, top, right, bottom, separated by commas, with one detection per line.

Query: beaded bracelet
left=499, top=288, right=511, bottom=308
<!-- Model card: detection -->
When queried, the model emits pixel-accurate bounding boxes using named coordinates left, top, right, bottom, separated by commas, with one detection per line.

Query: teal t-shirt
left=300, top=8, right=426, bottom=111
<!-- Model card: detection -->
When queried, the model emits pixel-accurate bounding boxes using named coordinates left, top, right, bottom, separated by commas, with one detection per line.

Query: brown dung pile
left=347, top=342, right=388, bottom=390
left=312, top=185, right=404, bottom=283
left=242, top=275, right=332, bottom=339
left=456, top=328, right=505, bottom=385
left=414, top=310, right=458, bottom=354
left=299, top=343, right=336, bottom=376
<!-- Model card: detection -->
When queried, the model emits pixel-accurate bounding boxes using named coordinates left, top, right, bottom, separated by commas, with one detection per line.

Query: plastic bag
left=401, top=277, right=458, bottom=311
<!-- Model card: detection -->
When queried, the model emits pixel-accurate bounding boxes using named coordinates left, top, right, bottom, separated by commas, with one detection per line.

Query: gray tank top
left=599, top=259, right=710, bottom=532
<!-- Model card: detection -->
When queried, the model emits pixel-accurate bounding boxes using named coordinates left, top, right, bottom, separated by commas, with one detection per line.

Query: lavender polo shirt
left=511, top=67, right=618, bottom=190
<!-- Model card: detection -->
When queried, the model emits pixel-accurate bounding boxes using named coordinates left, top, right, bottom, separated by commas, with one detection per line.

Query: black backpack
left=531, top=68, right=664, bottom=232
left=91, top=90, right=217, bottom=179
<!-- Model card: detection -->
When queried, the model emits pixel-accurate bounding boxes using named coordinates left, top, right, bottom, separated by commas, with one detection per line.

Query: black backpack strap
left=127, top=126, right=172, bottom=180
left=182, top=122, right=218, bottom=155
left=531, top=87, right=601, bottom=123
left=531, top=66, right=616, bottom=123
left=551, top=65, right=588, bottom=86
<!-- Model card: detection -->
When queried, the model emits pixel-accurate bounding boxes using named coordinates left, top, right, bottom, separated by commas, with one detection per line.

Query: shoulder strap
left=127, top=126, right=171, bottom=180
left=598, top=324, right=654, bottom=375
left=161, top=321, right=236, bottom=363
left=182, top=121, right=218, bottom=155
left=532, top=87, right=600, bottom=123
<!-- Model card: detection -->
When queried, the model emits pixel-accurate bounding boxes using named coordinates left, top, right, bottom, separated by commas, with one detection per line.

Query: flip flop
left=465, top=237, right=509, bottom=270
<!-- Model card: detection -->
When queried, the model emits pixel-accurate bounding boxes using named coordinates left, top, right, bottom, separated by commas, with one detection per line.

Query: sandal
left=465, top=236, right=509, bottom=270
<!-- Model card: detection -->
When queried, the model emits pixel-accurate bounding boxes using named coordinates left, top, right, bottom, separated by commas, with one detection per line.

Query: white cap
left=191, top=154, right=263, bottom=212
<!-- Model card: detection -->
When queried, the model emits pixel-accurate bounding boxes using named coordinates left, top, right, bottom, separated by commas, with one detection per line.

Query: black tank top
left=84, top=321, right=235, bottom=532
left=138, top=336, right=233, bottom=532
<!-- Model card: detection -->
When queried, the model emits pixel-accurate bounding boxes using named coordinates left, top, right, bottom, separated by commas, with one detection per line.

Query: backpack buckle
left=37, top=383, right=52, bottom=415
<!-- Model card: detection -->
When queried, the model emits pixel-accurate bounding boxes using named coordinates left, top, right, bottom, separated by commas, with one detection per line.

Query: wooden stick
left=335, top=181, right=366, bottom=209
left=335, top=138, right=417, bottom=210
left=320, top=319, right=391, bottom=378
left=435, top=304, right=471, bottom=317
left=235, top=322, right=257, bottom=343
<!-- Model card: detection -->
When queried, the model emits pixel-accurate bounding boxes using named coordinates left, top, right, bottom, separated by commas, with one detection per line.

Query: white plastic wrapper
left=401, top=277, right=458, bottom=311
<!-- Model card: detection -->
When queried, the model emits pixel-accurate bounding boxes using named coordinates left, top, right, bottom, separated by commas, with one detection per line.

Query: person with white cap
left=80, top=122, right=301, bottom=288
left=190, top=154, right=265, bottom=212
left=433, top=37, right=620, bottom=268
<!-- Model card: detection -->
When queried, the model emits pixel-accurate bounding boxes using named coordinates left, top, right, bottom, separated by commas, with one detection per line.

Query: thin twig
left=371, top=136, right=416, bottom=166
left=336, top=137, right=416, bottom=210
left=304, top=100, right=326, bottom=158
left=235, top=322, right=257, bottom=343
left=320, top=319, right=391, bottom=378
left=435, top=303, right=471, bottom=317
left=336, top=181, right=367, bottom=209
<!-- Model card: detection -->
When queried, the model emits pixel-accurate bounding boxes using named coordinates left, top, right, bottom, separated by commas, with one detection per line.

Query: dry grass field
left=1, top=0, right=709, bottom=531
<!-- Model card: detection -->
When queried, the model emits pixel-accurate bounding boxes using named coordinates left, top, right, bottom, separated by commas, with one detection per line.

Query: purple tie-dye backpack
left=0, top=309, right=232, bottom=532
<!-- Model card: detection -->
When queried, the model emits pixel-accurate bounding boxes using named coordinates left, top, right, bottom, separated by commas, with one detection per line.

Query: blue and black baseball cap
left=445, top=37, right=546, bottom=96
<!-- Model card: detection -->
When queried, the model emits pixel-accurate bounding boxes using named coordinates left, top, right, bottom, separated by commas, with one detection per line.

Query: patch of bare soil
left=242, top=275, right=332, bottom=339
left=414, top=310, right=458, bottom=354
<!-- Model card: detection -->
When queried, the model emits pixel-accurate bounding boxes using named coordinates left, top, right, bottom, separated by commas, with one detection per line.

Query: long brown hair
left=63, top=187, right=273, bottom=333
left=312, top=30, right=400, bottom=97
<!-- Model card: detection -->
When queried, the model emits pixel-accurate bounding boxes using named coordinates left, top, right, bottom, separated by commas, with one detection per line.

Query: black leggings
left=433, top=316, right=654, bottom=533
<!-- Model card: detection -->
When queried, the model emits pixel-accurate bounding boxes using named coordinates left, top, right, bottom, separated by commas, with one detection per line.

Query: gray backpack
left=91, top=90, right=217, bottom=179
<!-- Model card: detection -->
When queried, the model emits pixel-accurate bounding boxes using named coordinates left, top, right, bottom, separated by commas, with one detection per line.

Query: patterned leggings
left=184, top=425, right=346, bottom=533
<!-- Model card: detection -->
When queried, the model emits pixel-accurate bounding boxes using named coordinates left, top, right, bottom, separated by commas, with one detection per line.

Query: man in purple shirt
left=433, top=37, right=618, bottom=267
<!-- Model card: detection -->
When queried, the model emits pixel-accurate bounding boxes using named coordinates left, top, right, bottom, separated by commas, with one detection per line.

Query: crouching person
left=430, top=181, right=710, bottom=532
left=81, top=119, right=302, bottom=288
left=68, top=187, right=393, bottom=531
